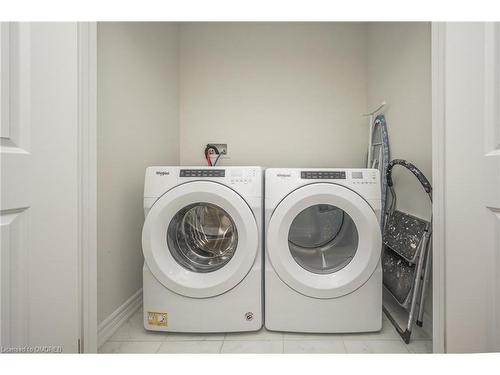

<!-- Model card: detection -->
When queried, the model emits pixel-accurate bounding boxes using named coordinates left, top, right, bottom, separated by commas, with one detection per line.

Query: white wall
left=97, top=22, right=179, bottom=324
left=366, top=22, right=432, bottom=332
left=179, top=23, right=368, bottom=168
left=367, top=23, right=432, bottom=221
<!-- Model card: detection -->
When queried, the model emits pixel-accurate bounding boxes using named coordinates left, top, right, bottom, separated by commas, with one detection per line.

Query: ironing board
left=367, top=114, right=391, bottom=226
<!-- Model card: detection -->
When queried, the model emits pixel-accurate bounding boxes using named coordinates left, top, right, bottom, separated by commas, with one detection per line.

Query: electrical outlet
left=208, top=143, right=228, bottom=156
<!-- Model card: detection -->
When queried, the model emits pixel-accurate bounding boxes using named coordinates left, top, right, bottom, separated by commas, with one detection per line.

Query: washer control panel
left=301, top=171, right=346, bottom=180
left=179, top=169, right=225, bottom=178
left=230, top=168, right=257, bottom=184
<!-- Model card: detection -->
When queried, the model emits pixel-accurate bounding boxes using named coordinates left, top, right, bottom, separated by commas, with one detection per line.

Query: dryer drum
left=288, top=204, right=359, bottom=275
left=167, top=203, right=239, bottom=273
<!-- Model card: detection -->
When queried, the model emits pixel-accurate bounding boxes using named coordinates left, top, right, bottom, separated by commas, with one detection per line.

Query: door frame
left=431, top=22, right=446, bottom=354
left=77, top=22, right=97, bottom=353
left=77, top=21, right=447, bottom=353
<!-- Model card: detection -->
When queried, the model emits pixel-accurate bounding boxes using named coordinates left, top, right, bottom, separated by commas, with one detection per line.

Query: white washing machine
left=142, top=166, right=263, bottom=332
left=265, top=168, right=382, bottom=333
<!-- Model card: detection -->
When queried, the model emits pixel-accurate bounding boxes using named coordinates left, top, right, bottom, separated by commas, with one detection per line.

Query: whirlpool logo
left=276, top=173, right=291, bottom=178
left=155, top=171, right=170, bottom=176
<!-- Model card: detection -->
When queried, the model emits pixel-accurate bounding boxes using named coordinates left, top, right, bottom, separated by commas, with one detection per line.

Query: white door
left=440, top=22, right=500, bottom=353
left=1, top=23, right=80, bottom=353
left=266, top=183, right=381, bottom=299
left=142, top=181, right=258, bottom=298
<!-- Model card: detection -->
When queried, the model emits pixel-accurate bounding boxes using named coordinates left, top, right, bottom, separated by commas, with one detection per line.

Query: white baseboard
left=97, top=289, right=142, bottom=348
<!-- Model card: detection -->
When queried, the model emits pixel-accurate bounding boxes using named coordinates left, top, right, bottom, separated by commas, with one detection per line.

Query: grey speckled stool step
left=383, top=210, right=428, bottom=264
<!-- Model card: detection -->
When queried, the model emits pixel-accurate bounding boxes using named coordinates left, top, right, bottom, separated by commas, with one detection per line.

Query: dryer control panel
left=265, top=168, right=381, bottom=205
left=301, top=171, right=346, bottom=179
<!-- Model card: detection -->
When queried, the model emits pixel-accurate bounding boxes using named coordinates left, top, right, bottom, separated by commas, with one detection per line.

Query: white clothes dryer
left=265, top=168, right=382, bottom=333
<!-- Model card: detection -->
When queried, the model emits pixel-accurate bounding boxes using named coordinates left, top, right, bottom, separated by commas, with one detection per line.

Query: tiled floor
left=99, top=308, right=432, bottom=354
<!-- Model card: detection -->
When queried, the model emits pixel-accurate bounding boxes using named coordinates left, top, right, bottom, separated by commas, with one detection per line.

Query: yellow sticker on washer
left=148, top=312, right=168, bottom=327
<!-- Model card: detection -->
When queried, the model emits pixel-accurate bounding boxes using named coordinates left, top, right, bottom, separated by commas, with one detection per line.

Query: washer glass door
left=142, top=181, right=258, bottom=298
left=167, top=203, right=238, bottom=273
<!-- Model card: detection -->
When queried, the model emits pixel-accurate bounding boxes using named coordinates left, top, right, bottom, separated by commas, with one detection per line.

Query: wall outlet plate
left=207, top=143, right=227, bottom=156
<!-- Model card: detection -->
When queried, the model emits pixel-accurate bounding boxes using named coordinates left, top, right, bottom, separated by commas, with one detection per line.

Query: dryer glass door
left=267, top=183, right=381, bottom=299
left=288, top=204, right=358, bottom=274
left=167, top=203, right=238, bottom=273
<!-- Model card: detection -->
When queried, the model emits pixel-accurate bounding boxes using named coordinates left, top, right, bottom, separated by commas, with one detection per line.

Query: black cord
left=204, top=144, right=220, bottom=166
left=213, top=153, right=222, bottom=166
